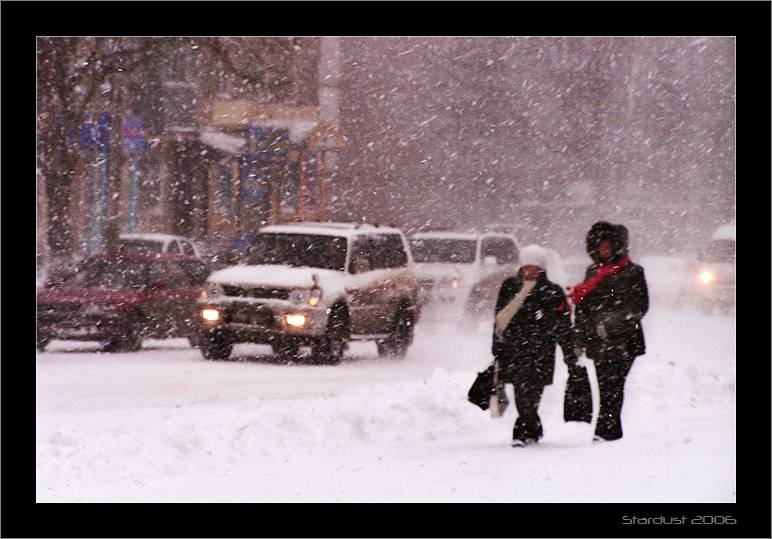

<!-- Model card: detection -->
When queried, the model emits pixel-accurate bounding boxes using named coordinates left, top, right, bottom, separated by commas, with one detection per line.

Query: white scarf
left=494, top=279, right=536, bottom=337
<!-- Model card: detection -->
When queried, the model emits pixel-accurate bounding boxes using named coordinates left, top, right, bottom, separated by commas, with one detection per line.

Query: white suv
left=409, top=230, right=520, bottom=322
left=195, top=223, right=421, bottom=363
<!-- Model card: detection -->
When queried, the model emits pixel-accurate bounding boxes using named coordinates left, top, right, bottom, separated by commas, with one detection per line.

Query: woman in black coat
left=571, top=221, right=649, bottom=442
left=492, top=245, right=577, bottom=447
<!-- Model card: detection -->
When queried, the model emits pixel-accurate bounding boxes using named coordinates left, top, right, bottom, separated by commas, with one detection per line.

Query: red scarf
left=560, top=255, right=631, bottom=311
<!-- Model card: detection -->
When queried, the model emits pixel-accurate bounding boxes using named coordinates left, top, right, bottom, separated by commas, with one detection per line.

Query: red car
left=37, top=253, right=209, bottom=351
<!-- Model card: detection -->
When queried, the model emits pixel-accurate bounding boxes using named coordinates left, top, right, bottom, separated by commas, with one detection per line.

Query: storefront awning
left=199, top=128, right=246, bottom=155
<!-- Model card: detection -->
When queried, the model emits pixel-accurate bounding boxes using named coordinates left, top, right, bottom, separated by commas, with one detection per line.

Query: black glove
left=562, top=345, right=580, bottom=370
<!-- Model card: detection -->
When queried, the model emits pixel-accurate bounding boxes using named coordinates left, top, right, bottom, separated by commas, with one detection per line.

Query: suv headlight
left=288, top=287, right=323, bottom=306
left=202, top=282, right=224, bottom=299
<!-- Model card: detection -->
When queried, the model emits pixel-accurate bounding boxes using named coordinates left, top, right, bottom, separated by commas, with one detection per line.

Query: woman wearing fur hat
left=570, top=221, right=649, bottom=442
left=492, top=244, right=577, bottom=447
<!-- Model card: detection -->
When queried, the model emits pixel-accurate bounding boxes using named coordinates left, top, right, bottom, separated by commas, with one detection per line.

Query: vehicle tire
left=199, top=332, right=234, bottom=360
left=271, top=338, right=300, bottom=362
left=377, top=307, right=414, bottom=359
left=312, top=306, right=349, bottom=365
left=37, top=332, right=51, bottom=352
left=103, top=318, right=143, bottom=352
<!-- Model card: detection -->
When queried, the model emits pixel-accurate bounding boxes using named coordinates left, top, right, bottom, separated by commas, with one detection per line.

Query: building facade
left=37, top=37, right=343, bottom=267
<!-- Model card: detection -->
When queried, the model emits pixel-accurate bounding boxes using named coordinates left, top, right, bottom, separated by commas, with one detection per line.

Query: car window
left=480, top=237, right=518, bottom=265
left=371, top=233, right=408, bottom=269
left=703, top=239, right=735, bottom=264
left=167, top=241, right=181, bottom=254
left=119, top=239, right=163, bottom=253
left=63, top=259, right=149, bottom=290
left=246, top=233, right=347, bottom=271
left=349, top=236, right=373, bottom=274
left=410, top=238, right=476, bottom=263
left=181, top=241, right=196, bottom=257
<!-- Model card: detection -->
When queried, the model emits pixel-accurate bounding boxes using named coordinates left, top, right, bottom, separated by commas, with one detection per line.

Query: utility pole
left=317, top=37, right=342, bottom=220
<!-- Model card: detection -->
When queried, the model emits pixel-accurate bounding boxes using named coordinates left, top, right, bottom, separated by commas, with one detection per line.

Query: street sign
left=81, top=114, right=109, bottom=152
left=123, top=116, right=148, bottom=153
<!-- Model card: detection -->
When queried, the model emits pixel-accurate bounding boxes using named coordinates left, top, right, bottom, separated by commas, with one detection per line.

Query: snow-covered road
left=37, top=296, right=735, bottom=507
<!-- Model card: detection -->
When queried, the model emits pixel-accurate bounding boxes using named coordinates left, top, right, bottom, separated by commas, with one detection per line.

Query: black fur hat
left=586, top=221, right=629, bottom=264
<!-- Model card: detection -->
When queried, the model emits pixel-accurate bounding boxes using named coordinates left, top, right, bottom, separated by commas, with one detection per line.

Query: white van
left=409, top=230, right=520, bottom=322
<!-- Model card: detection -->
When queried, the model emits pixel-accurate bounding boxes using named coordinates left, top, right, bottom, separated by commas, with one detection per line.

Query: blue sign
left=81, top=114, right=109, bottom=152
left=240, top=158, right=269, bottom=210
left=123, top=116, right=148, bottom=153
left=247, top=126, right=289, bottom=159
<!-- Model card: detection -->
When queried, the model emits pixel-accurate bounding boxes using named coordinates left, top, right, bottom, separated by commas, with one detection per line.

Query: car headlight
left=699, top=271, right=715, bottom=284
left=438, top=276, right=460, bottom=289
left=285, top=314, right=306, bottom=327
left=201, top=308, right=221, bottom=322
left=202, top=282, right=224, bottom=299
left=288, top=287, right=323, bottom=307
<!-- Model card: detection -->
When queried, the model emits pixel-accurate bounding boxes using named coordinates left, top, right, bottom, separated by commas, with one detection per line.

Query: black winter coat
left=492, top=271, right=575, bottom=386
left=573, top=222, right=649, bottom=360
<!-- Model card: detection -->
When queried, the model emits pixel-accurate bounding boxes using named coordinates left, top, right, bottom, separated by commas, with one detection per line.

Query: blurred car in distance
left=409, top=230, right=520, bottom=322
left=195, top=222, right=421, bottom=363
left=37, top=253, right=208, bottom=351
left=119, top=233, right=203, bottom=259
left=679, top=222, right=735, bottom=313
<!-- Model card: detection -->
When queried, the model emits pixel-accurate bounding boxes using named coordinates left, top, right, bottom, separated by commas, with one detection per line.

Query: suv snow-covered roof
left=411, top=230, right=479, bottom=240
left=260, top=222, right=405, bottom=238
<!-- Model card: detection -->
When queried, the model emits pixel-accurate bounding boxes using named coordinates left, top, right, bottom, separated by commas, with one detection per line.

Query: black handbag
left=563, top=366, right=593, bottom=423
left=468, top=363, right=508, bottom=413
left=468, top=364, right=495, bottom=410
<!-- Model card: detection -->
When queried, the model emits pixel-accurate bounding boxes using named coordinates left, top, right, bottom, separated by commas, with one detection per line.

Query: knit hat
left=518, top=244, right=548, bottom=269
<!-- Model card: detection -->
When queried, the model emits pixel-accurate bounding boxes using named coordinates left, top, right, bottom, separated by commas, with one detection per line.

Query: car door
left=345, top=235, right=380, bottom=334
left=370, top=233, right=412, bottom=326
left=145, top=260, right=179, bottom=336
left=162, top=260, right=201, bottom=335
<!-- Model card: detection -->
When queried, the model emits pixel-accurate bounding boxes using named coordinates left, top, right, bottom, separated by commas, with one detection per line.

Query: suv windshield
left=62, top=260, right=149, bottom=290
left=703, top=239, right=736, bottom=264
left=410, top=239, right=477, bottom=264
left=245, top=233, right=348, bottom=271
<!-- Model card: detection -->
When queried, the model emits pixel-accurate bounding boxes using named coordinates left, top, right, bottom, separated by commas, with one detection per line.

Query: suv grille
left=222, top=285, right=290, bottom=300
